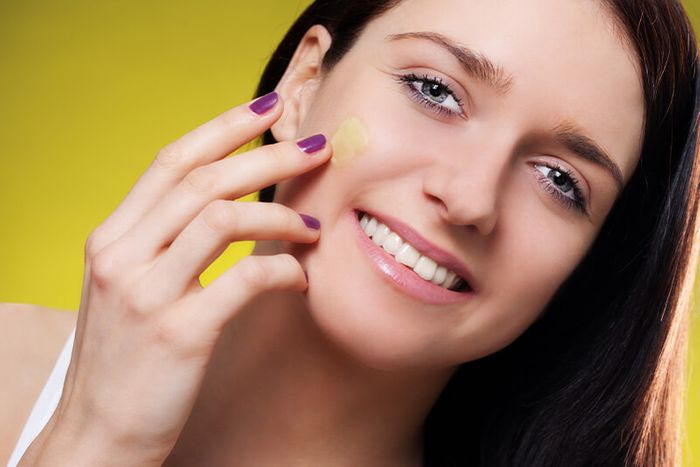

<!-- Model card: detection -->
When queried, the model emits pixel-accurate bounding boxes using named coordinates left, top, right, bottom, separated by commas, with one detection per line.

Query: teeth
left=360, top=215, right=369, bottom=230
left=359, top=213, right=467, bottom=291
left=365, top=217, right=378, bottom=236
left=432, top=266, right=447, bottom=285
left=443, top=271, right=458, bottom=290
left=396, top=243, right=420, bottom=268
left=414, top=257, right=437, bottom=281
left=382, top=233, right=403, bottom=255
left=372, top=224, right=390, bottom=245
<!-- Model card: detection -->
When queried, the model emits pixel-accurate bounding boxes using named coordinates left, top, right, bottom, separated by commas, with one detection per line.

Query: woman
left=5, top=0, right=699, bottom=465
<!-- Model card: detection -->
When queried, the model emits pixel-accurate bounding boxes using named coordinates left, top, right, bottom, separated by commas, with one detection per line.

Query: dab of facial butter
left=330, top=117, right=369, bottom=166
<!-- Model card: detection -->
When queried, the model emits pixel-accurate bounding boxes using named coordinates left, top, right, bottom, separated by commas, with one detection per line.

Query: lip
left=359, top=208, right=477, bottom=290
left=349, top=209, right=476, bottom=305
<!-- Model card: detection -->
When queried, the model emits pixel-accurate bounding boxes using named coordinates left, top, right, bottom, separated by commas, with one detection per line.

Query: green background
left=1, top=0, right=698, bottom=463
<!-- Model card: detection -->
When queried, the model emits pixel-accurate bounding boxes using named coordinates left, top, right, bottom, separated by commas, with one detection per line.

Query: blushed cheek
left=317, top=105, right=429, bottom=192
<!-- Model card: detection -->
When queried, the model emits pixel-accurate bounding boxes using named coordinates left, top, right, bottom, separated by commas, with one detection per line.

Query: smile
left=359, top=213, right=467, bottom=291
left=350, top=210, right=474, bottom=305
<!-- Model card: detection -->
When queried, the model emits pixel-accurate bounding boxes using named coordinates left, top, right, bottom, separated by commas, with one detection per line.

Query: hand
left=20, top=92, right=331, bottom=466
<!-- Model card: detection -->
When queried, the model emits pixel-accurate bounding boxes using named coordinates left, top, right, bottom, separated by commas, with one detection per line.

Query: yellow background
left=1, top=0, right=699, bottom=463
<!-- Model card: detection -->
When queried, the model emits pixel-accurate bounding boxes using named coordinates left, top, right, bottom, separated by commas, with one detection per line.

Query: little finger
left=189, top=254, right=307, bottom=333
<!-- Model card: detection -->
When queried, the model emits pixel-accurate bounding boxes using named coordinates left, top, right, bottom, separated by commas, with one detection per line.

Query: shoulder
left=0, top=303, right=77, bottom=368
left=0, top=302, right=76, bottom=343
left=0, top=302, right=77, bottom=463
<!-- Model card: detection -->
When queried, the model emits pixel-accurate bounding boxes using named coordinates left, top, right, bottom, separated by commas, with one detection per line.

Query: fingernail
left=299, top=213, right=321, bottom=230
left=296, top=134, right=326, bottom=154
left=249, top=92, right=278, bottom=115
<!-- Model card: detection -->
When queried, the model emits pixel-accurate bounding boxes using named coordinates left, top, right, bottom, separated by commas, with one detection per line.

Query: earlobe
left=271, top=25, right=333, bottom=142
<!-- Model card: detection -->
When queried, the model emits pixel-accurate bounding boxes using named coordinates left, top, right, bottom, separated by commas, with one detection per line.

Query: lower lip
left=348, top=210, right=474, bottom=305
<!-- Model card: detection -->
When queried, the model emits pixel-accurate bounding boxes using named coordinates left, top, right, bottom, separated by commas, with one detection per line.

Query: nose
left=423, top=152, right=507, bottom=236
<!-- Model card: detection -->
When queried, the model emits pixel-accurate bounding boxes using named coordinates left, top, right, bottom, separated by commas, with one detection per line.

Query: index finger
left=90, top=92, right=283, bottom=253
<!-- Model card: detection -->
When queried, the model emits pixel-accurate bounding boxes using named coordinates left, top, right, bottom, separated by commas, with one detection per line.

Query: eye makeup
left=389, top=53, right=593, bottom=218
left=396, top=72, right=466, bottom=118
left=531, top=162, right=589, bottom=215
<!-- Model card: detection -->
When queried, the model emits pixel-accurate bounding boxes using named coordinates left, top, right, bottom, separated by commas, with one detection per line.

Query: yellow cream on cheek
left=330, top=117, right=369, bottom=166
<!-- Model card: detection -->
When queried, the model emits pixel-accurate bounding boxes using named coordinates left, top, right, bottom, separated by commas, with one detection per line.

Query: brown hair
left=255, top=1, right=700, bottom=465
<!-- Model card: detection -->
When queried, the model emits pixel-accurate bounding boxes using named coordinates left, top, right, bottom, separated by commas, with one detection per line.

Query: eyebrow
left=386, top=31, right=514, bottom=94
left=387, top=31, right=626, bottom=192
left=554, top=123, right=625, bottom=192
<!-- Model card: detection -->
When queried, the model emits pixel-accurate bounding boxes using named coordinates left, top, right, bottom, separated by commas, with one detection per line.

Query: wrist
left=17, top=410, right=166, bottom=467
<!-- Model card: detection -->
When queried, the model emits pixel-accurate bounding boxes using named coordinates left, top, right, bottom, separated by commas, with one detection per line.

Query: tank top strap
left=7, top=326, right=75, bottom=467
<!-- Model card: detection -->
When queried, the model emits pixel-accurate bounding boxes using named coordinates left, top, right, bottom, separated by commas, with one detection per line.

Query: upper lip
left=358, top=208, right=477, bottom=292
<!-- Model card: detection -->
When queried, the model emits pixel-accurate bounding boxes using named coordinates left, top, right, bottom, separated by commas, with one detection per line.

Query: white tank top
left=7, top=327, right=75, bottom=467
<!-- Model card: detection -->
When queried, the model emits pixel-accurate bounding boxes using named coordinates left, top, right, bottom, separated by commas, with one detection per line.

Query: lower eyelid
left=533, top=161, right=586, bottom=193
left=531, top=164, right=588, bottom=214
left=398, top=80, right=466, bottom=120
left=404, top=85, right=461, bottom=117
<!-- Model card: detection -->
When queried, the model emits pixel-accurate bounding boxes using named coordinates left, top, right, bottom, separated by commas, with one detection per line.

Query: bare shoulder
left=0, top=302, right=77, bottom=463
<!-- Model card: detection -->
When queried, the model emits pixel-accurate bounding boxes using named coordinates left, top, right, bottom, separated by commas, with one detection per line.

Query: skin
left=273, top=0, right=643, bottom=371
left=18, top=0, right=644, bottom=466
left=331, top=116, right=370, bottom=166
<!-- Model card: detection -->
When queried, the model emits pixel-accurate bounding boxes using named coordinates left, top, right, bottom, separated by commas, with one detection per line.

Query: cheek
left=505, top=223, right=590, bottom=309
left=466, top=198, right=596, bottom=355
left=330, top=116, right=369, bottom=166
left=322, top=102, right=453, bottom=189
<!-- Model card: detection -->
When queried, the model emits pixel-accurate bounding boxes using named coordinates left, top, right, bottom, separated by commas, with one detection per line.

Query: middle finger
left=112, top=134, right=330, bottom=265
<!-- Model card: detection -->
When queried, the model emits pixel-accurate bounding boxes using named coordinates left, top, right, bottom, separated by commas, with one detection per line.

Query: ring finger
left=138, top=201, right=321, bottom=302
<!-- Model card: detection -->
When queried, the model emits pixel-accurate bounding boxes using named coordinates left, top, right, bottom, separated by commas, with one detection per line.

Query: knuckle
left=219, top=106, right=244, bottom=130
left=201, top=200, right=235, bottom=234
left=268, top=142, right=292, bottom=166
left=236, top=257, right=271, bottom=289
left=151, top=315, right=206, bottom=359
left=275, top=254, right=305, bottom=290
left=151, top=317, right=185, bottom=349
left=183, top=166, right=218, bottom=194
left=281, top=207, right=300, bottom=232
left=85, top=225, right=108, bottom=259
left=90, top=248, right=121, bottom=289
left=124, top=287, right=156, bottom=318
left=278, top=253, right=302, bottom=274
left=154, top=143, right=186, bottom=171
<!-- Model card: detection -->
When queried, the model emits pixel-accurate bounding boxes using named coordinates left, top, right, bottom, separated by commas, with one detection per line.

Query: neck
left=165, top=245, right=455, bottom=466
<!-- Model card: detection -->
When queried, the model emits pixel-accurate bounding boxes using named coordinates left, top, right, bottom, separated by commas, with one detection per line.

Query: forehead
left=351, top=0, right=645, bottom=181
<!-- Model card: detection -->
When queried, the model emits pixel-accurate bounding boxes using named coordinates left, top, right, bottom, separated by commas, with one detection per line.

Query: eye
left=397, top=73, right=465, bottom=118
left=533, top=162, right=588, bottom=215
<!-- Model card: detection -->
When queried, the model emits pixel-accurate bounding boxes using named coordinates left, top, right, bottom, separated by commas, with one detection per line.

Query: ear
left=271, top=25, right=333, bottom=142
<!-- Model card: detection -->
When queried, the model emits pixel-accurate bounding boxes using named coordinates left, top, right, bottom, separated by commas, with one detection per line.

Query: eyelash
left=395, top=72, right=588, bottom=216
left=396, top=73, right=465, bottom=118
left=533, top=162, right=588, bottom=215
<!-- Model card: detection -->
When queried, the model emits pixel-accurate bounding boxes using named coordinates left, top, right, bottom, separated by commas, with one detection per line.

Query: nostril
left=426, top=193, right=449, bottom=216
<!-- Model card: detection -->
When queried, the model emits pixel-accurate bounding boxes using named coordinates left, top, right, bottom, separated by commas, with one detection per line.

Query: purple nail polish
left=296, top=134, right=326, bottom=154
left=299, top=213, right=321, bottom=230
left=249, top=92, right=278, bottom=115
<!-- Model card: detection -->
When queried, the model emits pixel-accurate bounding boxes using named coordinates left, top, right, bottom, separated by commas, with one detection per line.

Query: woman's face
left=272, top=0, right=644, bottom=370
